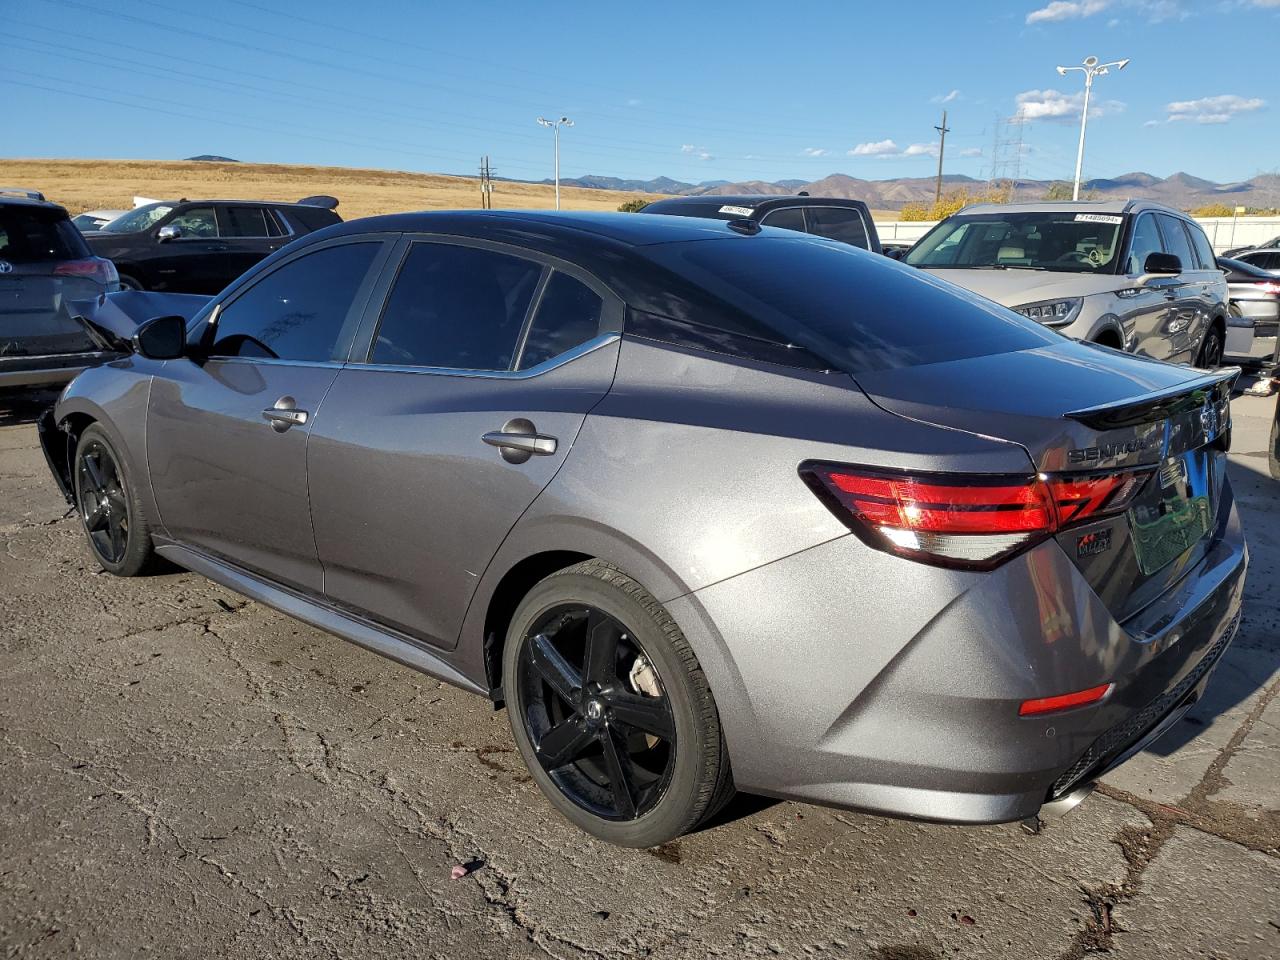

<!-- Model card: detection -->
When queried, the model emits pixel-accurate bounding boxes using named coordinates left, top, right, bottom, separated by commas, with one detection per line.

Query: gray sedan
left=40, top=211, right=1246, bottom=847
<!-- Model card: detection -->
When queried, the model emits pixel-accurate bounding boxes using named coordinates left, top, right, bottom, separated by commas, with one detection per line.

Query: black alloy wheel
left=516, top=605, right=676, bottom=821
left=1199, top=324, right=1224, bottom=369
left=76, top=437, right=130, bottom=565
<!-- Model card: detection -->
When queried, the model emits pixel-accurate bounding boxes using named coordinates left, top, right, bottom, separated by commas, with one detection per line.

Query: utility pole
left=479, top=156, right=495, bottom=209
left=933, top=110, right=950, bottom=206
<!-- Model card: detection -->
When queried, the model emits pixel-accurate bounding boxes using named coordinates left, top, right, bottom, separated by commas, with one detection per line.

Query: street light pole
left=1055, top=56, right=1130, bottom=201
left=537, top=116, right=574, bottom=210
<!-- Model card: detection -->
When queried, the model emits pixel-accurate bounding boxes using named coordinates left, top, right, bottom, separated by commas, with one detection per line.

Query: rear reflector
left=53, top=257, right=118, bottom=286
left=1019, top=682, right=1113, bottom=716
left=801, top=463, right=1151, bottom=570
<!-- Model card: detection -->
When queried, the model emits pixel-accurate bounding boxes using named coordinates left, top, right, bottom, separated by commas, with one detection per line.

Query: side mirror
left=882, top=248, right=906, bottom=261
left=1142, top=252, right=1181, bottom=276
left=157, top=224, right=182, bottom=242
left=133, top=315, right=187, bottom=360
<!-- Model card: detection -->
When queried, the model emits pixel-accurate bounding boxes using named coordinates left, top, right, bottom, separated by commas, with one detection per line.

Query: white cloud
left=1014, top=87, right=1126, bottom=121
left=903, top=143, right=940, bottom=157
left=626, top=98, right=642, bottom=107
left=850, top=139, right=900, bottom=157
left=958, top=147, right=983, bottom=158
left=1131, top=0, right=1189, bottom=21
left=800, top=147, right=829, bottom=157
left=1026, top=0, right=1109, bottom=24
left=932, top=89, right=961, bottom=104
left=1164, top=93, right=1266, bottom=123
left=681, top=143, right=714, bottom=160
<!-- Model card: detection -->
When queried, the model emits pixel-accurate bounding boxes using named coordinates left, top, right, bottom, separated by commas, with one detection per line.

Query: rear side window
left=806, top=206, right=870, bottom=249
left=220, top=206, right=270, bottom=238
left=760, top=208, right=806, bottom=232
left=643, top=236, right=1057, bottom=374
left=1126, top=213, right=1163, bottom=274
left=1157, top=214, right=1195, bottom=272
left=1184, top=222, right=1216, bottom=270
left=518, top=272, right=603, bottom=369
left=0, top=206, right=89, bottom=262
left=209, top=242, right=380, bottom=361
left=371, top=242, right=542, bottom=370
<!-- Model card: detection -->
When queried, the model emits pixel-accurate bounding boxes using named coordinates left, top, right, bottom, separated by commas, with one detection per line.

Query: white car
left=72, top=209, right=129, bottom=233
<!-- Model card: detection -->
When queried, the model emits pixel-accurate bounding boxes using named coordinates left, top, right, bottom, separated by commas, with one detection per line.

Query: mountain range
left=543, top=171, right=1280, bottom=212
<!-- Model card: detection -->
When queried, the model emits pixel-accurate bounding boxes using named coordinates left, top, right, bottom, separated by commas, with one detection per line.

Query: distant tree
left=617, top=198, right=650, bottom=213
left=1190, top=204, right=1236, bottom=218
left=899, top=184, right=1013, bottom=221
left=1043, top=181, right=1074, bottom=201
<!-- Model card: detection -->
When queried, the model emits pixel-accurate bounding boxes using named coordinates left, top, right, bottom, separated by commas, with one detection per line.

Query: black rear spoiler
left=296, top=195, right=339, bottom=209
left=1065, top=368, right=1239, bottom=431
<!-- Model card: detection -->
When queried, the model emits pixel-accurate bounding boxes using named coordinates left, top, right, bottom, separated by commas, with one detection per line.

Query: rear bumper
left=1225, top=300, right=1279, bottom=364
left=668, top=486, right=1247, bottom=825
left=0, top=352, right=120, bottom=389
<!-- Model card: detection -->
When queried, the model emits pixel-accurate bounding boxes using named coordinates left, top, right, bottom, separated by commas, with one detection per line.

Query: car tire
left=1198, top=322, right=1225, bottom=369
left=503, top=559, right=734, bottom=847
left=117, top=274, right=144, bottom=291
left=73, top=424, right=156, bottom=577
left=1269, top=397, right=1279, bottom=482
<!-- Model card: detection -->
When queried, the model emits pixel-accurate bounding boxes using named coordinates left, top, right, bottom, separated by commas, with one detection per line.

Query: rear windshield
left=0, top=206, right=90, bottom=263
left=641, top=236, right=1057, bottom=373
left=906, top=211, right=1125, bottom=274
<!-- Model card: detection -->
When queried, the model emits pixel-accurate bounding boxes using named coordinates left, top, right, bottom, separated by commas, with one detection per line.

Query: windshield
left=100, top=203, right=174, bottom=234
left=906, top=211, right=1125, bottom=274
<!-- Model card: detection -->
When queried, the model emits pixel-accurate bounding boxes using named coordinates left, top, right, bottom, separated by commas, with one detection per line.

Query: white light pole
left=537, top=115, right=573, bottom=210
left=1055, top=56, right=1130, bottom=201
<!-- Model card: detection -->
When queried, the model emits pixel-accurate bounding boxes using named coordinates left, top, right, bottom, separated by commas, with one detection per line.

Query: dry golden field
left=0, top=158, right=662, bottom=220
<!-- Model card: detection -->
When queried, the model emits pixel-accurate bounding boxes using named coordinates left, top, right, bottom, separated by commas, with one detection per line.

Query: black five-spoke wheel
left=518, top=605, right=676, bottom=821
left=76, top=437, right=131, bottom=565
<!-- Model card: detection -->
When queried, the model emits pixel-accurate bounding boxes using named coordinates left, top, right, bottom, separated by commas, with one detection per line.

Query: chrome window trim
left=200, top=357, right=347, bottom=369
left=354, top=332, right=619, bottom=379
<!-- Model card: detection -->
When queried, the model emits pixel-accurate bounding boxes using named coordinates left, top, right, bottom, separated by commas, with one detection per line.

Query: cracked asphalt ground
left=1, top=387, right=1277, bottom=960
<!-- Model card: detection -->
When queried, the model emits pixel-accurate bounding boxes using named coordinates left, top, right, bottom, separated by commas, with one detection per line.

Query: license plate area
left=1127, top=450, right=1216, bottom=575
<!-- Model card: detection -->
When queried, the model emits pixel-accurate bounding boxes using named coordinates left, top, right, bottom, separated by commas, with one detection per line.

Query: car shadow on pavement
left=1141, top=449, right=1279, bottom=758
left=0, top=388, right=61, bottom=428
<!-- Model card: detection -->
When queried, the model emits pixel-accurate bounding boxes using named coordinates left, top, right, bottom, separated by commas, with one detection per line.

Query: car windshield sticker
left=718, top=205, right=755, bottom=217
left=1074, top=214, right=1124, bottom=224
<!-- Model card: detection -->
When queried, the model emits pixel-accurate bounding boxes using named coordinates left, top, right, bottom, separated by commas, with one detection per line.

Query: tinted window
left=1126, top=213, right=1163, bottom=274
left=806, top=206, right=870, bottom=249
left=1157, top=214, right=1195, bottom=272
left=760, top=208, right=806, bottom=232
left=644, top=236, right=1058, bottom=374
left=209, top=242, right=380, bottom=361
left=221, top=206, right=270, bottom=238
left=170, top=206, right=218, bottom=238
left=518, top=272, right=603, bottom=370
left=0, top=206, right=90, bottom=262
left=1184, top=221, right=1216, bottom=270
left=371, top=242, right=541, bottom=370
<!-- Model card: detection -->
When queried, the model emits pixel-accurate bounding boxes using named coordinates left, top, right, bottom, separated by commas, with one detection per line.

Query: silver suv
left=905, top=200, right=1228, bottom=367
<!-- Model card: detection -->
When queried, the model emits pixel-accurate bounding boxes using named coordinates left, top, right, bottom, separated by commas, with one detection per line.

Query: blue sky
left=4, top=0, right=1276, bottom=186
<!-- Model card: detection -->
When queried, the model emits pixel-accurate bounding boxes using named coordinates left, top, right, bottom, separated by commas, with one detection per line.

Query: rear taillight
left=801, top=463, right=1151, bottom=570
left=1256, top=281, right=1280, bottom=295
left=53, top=257, right=118, bottom=286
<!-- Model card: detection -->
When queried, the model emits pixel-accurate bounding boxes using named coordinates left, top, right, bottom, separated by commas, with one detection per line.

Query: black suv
left=85, top=197, right=342, bottom=294
left=0, top=193, right=121, bottom=389
left=642, top=195, right=882, bottom=254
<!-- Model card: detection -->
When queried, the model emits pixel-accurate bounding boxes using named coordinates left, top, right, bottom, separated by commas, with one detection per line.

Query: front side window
left=208, top=242, right=380, bottom=361
left=760, top=208, right=806, bottom=233
left=517, top=272, right=603, bottom=370
left=806, top=206, right=870, bottom=249
left=371, top=242, right=542, bottom=370
left=170, top=206, right=218, bottom=239
left=220, top=206, right=270, bottom=238
left=1156, top=214, right=1195, bottom=273
left=907, top=211, right=1123, bottom=273
left=1125, top=213, right=1163, bottom=275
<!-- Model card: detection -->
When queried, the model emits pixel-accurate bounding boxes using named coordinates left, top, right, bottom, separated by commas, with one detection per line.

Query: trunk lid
left=853, top=339, right=1236, bottom=622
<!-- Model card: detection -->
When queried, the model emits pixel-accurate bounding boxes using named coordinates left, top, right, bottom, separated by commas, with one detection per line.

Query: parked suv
left=642, top=195, right=882, bottom=254
left=0, top=194, right=120, bottom=389
left=85, top=196, right=342, bottom=294
left=905, top=200, right=1229, bottom=367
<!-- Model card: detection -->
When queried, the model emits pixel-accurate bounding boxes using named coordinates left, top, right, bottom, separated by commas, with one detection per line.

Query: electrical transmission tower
left=987, top=115, right=1026, bottom=201
left=479, top=156, right=495, bottom=209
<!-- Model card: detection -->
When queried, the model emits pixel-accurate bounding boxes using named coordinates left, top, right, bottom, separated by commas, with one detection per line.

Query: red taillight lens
left=1019, top=682, right=1113, bottom=716
left=802, top=463, right=1152, bottom=569
left=53, top=257, right=118, bottom=285
left=1257, top=281, right=1280, bottom=295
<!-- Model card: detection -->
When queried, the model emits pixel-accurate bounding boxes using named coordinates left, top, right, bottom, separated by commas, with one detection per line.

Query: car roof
left=320, top=209, right=767, bottom=246
left=0, top=194, right=69, bottom=214
left=956, top=198, right=1188, bottom=217
left=646, top=194, right=868, bottom=210
left=148, top=198, right=331, bottom=209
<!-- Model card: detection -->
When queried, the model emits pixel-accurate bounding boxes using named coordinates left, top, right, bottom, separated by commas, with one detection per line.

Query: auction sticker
left=718, top=205, right=755, bottom=217
left=1074, top=214, right=1123, bottom=224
